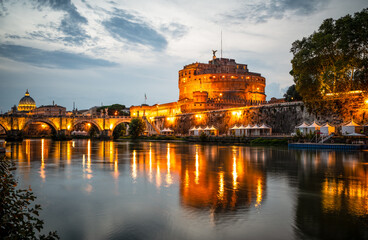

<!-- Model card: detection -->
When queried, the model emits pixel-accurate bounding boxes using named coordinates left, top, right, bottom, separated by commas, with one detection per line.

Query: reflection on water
left=5, top=139, right=368, bottom=240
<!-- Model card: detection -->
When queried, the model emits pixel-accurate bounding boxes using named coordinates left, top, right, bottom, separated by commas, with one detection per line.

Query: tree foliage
left=97, top=104, right=128, bottom=116
left=0, top=157, right=59, bottom=240
left=113, top=123, right=127, bottom=139
left=284, top=84, right=303, bottom=102
left=290, top=8, right=368, bottom=106
left=128, top=118, right=146, bottom=138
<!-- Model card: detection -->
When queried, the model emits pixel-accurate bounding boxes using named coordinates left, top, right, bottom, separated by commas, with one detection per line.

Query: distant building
left=31, top=104, right=66, bottom=116
left=131, top=52, right=267, bottom=117
left=18, top=90, right=36, bottom=112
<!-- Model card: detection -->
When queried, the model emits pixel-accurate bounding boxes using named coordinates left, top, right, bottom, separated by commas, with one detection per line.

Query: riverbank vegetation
left=0, top=156, right=59, bottom=239
left=290, top=8, right=368, bottom=113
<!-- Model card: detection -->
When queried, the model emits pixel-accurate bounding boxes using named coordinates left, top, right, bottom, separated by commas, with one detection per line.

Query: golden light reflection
left=26, top=139, right=30, bottom=165
left=156, top=162, right=161, bottom=188
left=84, top=140, right=92, bottom=179
left=109, top=141, right=113, bottom=163
left=232, top=155, right=238, bottom=190
left=322, top=177, right=368, bottom=216
left=218, top=171, right=225, bottom=201
left=184, top=169, right=189, bottom=189
left=113, top=160, right=119, bottom=180
left=255, top=178, right=263, bottom=207
left=40, top=139, right=45, bottom=181
left=166, top=143, right=172, bottom=186
left=195, top=148, right=199, bottom=185
left=149, top=145, right=153, bottom=183
left=132, top=150, right=137, bottom=181
left=67, top=141, right=71, bottom=165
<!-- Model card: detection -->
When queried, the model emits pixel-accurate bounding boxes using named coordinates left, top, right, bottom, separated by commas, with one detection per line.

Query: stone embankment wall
left=153, top=101, right=368, bottom=135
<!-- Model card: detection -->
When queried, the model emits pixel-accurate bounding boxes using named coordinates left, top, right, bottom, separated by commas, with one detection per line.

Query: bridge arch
left=0, top=123, right=8, bottom=134
left=73, top=119, right=102, bottom=133
left=111, top=119, right=130, bottom=132
left=23, top=119, right=58, bottom=135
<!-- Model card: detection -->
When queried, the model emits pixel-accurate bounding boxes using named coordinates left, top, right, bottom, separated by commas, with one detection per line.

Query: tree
left=0, top=157, right=59, bottom=239
left=128, top=118, right=146, bottom=138
left=284, top=84, right=303, bottom=102
left=290, top=8, right=368, bottom=109
left=113, top=124, right=127, bottom=139
left=97, top=104, right=128, bottom=116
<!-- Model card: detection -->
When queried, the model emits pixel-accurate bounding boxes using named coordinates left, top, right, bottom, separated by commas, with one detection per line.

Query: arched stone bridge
left=0, top=114, right=132, bottom=138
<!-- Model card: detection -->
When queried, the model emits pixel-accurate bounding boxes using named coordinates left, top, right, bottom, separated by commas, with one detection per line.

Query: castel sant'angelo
left=130, top=51, right=266, bottom=117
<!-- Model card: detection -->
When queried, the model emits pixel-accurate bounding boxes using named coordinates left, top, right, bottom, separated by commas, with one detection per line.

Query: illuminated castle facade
left=131, top=52, right=266, bottom=117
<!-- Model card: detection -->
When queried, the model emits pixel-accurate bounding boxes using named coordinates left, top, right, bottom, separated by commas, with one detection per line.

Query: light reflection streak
left=87, top=140, right=91, bottom=175
left=113, top=148, right=119, bottom=180
left=255, top=178, right=262, bottom=207
left=132, top=150, right=137, bottom=181
left=149, top=145, right=153, bottom=183
left=156, top=162, right=161, bottom=188
left=109, top=141, right=113, bottom=162
left=218, top=171, right=224, bottom=201
left=232, top=154, right=237, bottom=190
left=40, top=139, right=45, bottom=181
left=184, top=169, right=189, bottom=189
left=322, top=177, right=368, bottom=216
left=195, top=148, right=199, bottom=185
left=166, top=144, right=172, bottom=186
left=26, top=139, right=30, bottom=165
left=67, top=141, right=71, bottom=165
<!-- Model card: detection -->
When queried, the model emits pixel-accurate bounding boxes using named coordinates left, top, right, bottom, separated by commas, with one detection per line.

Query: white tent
left=342, top=121, right=363, bottom=135
left=204, top=125, right=218, bottom=136
left=295, top=122, right=310, bottom=134
left=307, top=121, right=321, bottom=133
left=259, top=123, right=272, bottom=136
left=245, top=124, right=253, bottom=136
left=189, top=126, right=198, bottom=136
left=320, top=123, right=335, bottom=136
left=251, top=124, right=261, bottom=136
left=230, top=125, right=240, bottom=136
left=161, top=128, right=174, bottom=135
left=238, top=125, right=246, bottom=136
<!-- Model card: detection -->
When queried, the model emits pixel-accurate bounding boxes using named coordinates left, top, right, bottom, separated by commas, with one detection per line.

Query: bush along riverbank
left=0, top=156, right=59, bottom=239
left=118, top=134, right=290, bottom=146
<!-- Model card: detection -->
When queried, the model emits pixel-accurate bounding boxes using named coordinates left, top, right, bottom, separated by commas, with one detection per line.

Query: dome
left=18, top=90, right=36, bottom=112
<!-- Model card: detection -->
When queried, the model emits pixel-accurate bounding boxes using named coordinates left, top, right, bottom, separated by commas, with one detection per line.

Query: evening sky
left=0, top=0, right=366, bottom=111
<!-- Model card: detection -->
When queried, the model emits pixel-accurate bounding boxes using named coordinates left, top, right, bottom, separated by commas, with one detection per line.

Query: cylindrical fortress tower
left=178, top=56, right=266, bottom=112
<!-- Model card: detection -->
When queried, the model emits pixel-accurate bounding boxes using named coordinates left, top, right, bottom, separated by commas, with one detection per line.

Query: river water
left=4, top=139, right=368, bottom=240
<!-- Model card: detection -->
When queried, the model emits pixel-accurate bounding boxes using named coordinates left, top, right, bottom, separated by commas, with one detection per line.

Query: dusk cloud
left=223, top=0, right=331, bottom=23
left=0, top=44, right=117, bottom=69
left=102, top=8, right=168, bottom=51
left=32, top=0, right=90, bottom=45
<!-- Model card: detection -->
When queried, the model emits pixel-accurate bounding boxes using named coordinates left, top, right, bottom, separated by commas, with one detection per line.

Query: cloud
left=31, top=0, right=90, bottom=45
left=102, top=8, right=167, bottom=51
left=0, top=44, right=117, bottom=69
left=160, top=22, right=189, bottom=39
left=223, top=0, right=331, bottom=24
left=0, top=1, right=8, bottom=17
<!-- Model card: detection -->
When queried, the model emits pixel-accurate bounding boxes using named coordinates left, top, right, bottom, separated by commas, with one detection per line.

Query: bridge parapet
left=0, top=114, right=132, bottom=139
